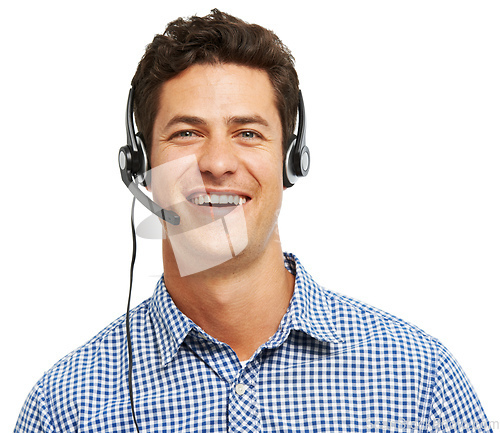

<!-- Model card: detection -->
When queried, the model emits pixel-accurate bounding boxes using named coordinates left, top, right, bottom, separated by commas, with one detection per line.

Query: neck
left=162, top=233, right=295, bottom=361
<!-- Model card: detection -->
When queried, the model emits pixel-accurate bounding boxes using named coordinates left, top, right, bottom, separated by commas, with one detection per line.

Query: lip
left=180, top=189, right=250, bottom=222
left=184, top=188, right=252, bottom=203
left=184, top=197, right=247, bottom=222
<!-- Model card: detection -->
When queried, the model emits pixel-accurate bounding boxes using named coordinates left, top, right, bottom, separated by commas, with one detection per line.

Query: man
left=16, top=9, right=492, bottom=432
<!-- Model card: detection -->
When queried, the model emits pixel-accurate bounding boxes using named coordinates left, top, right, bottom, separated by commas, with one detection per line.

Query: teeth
left=189, top=193, right=248, bottom=206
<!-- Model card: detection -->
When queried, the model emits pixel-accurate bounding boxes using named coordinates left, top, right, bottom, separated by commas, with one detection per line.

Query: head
left=131, top=9, right=299, bottom=160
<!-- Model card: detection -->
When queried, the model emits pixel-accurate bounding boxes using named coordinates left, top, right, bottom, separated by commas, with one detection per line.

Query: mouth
left=187, top=192, right=249, bottom=207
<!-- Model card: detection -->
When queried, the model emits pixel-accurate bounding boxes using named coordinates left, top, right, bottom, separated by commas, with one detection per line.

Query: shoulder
left=324, top=286, right=446, bottom=360
left=320, top=287, right=492, bottom=429
left=288, top=252, right=444, bottom=359
left=46, top=298, right=151, bottom=380
left=15, top=299, right=151, bottom=433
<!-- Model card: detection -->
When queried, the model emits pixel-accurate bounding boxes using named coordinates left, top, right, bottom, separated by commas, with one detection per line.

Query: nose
left=197, top=135, right=239, bottom=180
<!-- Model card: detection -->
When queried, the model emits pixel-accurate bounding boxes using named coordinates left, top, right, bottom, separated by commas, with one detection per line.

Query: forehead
left=154, top=63, right=281, bottom=127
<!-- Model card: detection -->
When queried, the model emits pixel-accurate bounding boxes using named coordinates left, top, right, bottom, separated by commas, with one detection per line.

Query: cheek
left=245, top=145, right=283, bottom=179
left=150, top=145, right=194, bottom=167
left=247, top=154, right=284, bottom=211
left=149, top=152, right=205, bottom=210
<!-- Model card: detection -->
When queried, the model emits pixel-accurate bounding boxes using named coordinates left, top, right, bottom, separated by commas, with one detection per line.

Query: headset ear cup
left=283, top=135, right=298, bottom=188
left=294, top=145, right=310, bottom=177
left=135, top=133, right=150, bottom=187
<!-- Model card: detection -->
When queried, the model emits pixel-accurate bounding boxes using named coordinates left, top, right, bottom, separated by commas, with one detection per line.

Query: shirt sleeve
left=14, top=380, right=55, bottom=433
left=427, top=342, right=493, bottom=433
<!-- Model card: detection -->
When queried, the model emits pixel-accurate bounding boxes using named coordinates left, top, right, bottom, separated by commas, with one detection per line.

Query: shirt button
left=235, top=384, right=247, bottom=395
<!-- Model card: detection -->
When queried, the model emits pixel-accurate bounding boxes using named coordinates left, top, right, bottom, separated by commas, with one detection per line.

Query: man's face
left=149, top=63, right=284, bottom=274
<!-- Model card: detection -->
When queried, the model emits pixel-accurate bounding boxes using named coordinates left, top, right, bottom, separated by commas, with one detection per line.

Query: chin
left=167, top=205, right=248, bottom=277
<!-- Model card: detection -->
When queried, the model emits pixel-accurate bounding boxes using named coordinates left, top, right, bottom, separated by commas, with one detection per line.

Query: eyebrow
left=226, top=115, right=269, bottom=127
left=162, top=116, right=207, bottom=131
left=161, top=114, right=270, bottom=134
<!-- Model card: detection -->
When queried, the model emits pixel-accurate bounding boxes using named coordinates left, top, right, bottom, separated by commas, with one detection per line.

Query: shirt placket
left=228, top=359, right=261, bottom=432
left=186, top=331, right=263, bottom=432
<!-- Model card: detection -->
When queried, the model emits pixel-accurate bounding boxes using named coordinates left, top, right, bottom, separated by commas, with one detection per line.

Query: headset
left=118, top=88, right=180, bottom=226
left=118, top=85, right=309, bottom=433
left=282, top=90, right=310, bottom=188
left=118, top=87, right=310, bottom=217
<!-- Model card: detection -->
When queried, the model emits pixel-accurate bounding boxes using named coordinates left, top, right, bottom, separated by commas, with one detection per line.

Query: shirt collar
left=149, top=252, right=344, bottom=365
left=149, top=277, right=198, bottom=366
left=280, top=252, right=344, bottom=345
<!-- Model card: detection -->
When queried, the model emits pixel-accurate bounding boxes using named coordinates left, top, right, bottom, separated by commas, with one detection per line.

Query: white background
left=2, top=0, right=499, bottom=430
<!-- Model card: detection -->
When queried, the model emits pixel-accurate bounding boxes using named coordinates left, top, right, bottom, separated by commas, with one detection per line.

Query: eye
left=175, top=130, right=196, bottom=138
left=167, top=130, right=202, bottom=142
left=238, top=130, right=262, bottom=139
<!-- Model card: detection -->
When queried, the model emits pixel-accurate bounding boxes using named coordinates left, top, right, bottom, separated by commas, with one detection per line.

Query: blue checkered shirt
left=16, top=253, right=492, bottom=432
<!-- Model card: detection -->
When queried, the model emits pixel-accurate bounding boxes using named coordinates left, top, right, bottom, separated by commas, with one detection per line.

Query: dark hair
left=131, top=9, right=299, bottom=158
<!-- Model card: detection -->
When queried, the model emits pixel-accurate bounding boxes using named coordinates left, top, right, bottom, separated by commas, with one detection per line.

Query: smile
left=188, top=193, right=248, bottom=207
